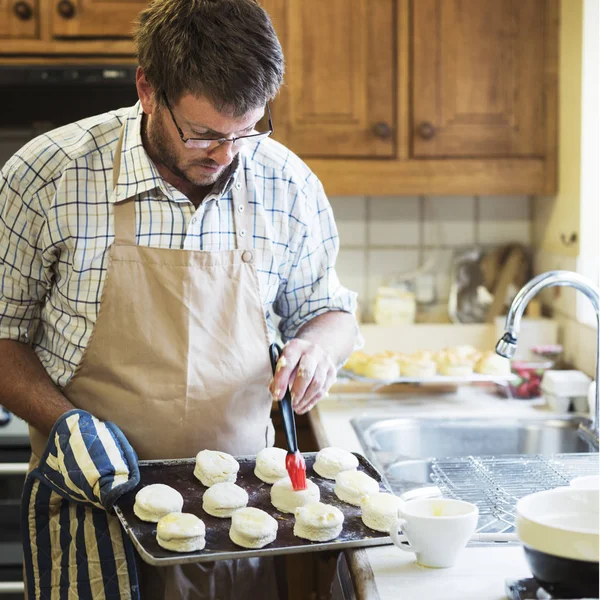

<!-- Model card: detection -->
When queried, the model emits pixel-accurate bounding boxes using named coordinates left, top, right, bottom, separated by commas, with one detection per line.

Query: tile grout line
left=474, top=195, right=480, bottom=245
left=364, top=195, right=372, bottom=316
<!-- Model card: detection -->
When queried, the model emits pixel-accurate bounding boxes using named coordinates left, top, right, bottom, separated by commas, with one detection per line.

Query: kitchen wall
left=531, top=0, right=597, bottom=379
left=534, top=250, right=596, bottom=377
left=329, top=195, right=532, bottom=321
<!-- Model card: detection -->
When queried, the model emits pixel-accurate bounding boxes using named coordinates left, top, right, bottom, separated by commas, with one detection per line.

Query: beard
left=144, top=111, right=231, bottom=190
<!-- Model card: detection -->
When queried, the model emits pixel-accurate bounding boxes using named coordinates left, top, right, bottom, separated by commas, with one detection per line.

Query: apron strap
left=112, top=123, right=137, bottom=246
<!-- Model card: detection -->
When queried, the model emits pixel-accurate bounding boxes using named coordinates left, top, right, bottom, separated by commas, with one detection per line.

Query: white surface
left=541, top=369, right=592, bottom=396
left=570, top=475, right=600, bottom=489
left=360, top=545, right=531, bottom=600
left=313, top=388, right=543, bottom=599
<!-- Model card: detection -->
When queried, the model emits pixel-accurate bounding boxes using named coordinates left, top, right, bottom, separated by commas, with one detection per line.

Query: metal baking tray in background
left=115, top=452, right=392, bottom=566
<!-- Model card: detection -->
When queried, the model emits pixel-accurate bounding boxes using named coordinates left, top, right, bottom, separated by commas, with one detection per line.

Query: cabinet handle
left=13, top=0, right=33, bottom=20
left=417, top=121, right=436, bottom=140
left=57, top=0, right=76, bottom=19
left=371, top=122, right=393, bottom=140
left=0, top=582, right=25, bottom=594
left=0, top=463, right=29, bottom=474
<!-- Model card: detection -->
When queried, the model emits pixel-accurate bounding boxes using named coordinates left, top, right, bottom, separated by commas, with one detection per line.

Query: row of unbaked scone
left=344, top=345, right=511, bottom=380
left=132, top=446, right=399, bottom=552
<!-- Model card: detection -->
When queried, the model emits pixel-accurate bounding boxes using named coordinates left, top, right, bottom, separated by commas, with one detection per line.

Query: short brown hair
left=134, top=0, right=284, bottom=116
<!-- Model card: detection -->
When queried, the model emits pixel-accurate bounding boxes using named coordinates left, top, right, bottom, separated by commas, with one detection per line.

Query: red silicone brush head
left=286, top=451, right=307, bottom=491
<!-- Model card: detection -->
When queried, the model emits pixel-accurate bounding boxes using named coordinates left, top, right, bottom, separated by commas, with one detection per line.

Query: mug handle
left=390, top=518, right=419, bottom=553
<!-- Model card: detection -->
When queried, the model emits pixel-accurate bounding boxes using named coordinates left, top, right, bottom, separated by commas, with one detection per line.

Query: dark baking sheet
left=114, top=452, right=393, bottom=565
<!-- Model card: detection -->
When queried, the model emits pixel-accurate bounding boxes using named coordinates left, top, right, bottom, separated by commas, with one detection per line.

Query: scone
left=271, top=477, right=320, bottom=514
left=133, top=484, right=184, bottom=523
left=229, top=507, right=278, bottom=549
left=313, top=447, right=358, bottom=480
left=400, top=357, right=437, bottom=378
left=294, top=502, right=344, bottom=542
left=156, top=512, right=206, bottom=552
left=435, top=349, right=474, bottom=377
left=194, top=450, right=239, bottom=487
left=475, top=351, right=511, bottom=376
left=450, top=345, right=479, bottom=361
left=344, top=351, right=370, bottom=376
left=411, top=350, right=434, bottom=362
left=363, top=356, right=400, bottom=381
left=202, top=482, right=248, bottom=518
left=361, top=492, right=403, bottom=533
left=334, top=470, right=379, bottom=506
left=254, top=447, right=288, bottom=484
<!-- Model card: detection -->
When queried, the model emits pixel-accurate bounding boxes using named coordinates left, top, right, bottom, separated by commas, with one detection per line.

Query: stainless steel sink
left=353, top=415, right=595, bottom=459
left=352, top=415, right=597, bottom=496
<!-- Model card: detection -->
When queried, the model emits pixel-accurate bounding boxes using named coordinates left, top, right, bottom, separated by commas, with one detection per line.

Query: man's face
left=146, top=93, right=265, bottom=188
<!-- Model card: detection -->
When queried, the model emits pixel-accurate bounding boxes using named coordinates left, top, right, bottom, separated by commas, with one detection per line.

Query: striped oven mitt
left=22, top=409, right=141, bottom=600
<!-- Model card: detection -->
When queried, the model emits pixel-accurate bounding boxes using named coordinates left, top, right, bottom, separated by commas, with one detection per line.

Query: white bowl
left=516, top=487, right=599, bottom=562
left=516, top=488, right=599, bottom=598
left=570, top=475, right=600, bottom=490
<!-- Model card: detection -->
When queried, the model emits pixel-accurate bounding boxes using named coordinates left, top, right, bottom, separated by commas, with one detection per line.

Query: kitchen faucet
left=496, top=270, right=599, bottom=448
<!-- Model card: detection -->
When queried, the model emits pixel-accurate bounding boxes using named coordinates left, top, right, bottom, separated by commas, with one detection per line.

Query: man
left=0, top=0, right=357, bottom=598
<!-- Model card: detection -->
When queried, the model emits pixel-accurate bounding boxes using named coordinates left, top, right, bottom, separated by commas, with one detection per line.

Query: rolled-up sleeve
left=0, top=158, right=52, bottom=343
left=273, top=179, right=357, bottom=342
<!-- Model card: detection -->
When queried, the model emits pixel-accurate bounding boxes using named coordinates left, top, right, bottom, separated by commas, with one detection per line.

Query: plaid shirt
left=0, top=103, right=356, bottom=388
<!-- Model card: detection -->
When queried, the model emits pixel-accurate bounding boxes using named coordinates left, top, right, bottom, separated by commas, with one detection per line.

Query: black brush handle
left=269, top=343, right=299, bottom=453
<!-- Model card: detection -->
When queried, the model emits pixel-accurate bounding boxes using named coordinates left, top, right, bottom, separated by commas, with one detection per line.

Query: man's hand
left=269, top=339, right=337, bottom=415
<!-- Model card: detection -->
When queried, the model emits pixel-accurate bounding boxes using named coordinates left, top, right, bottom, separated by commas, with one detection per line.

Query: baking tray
left=114, top=452, right=393, bottom=566
left=339, top=369, right=516, bottom=387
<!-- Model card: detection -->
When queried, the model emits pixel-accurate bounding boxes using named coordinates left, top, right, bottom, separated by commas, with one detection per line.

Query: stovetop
left=505, top=578, right=599, bottom=600
left=0, top=406, right=30, bottom=446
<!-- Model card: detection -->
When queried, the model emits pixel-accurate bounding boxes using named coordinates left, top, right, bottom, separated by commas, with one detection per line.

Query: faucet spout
left=496, top=270, right=600, bottom=447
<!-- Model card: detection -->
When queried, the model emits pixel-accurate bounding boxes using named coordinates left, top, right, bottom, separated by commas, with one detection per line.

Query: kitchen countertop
left=308, top=387, right=553, bottom=600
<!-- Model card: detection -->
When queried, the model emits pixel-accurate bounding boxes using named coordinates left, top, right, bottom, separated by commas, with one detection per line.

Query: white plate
left=339, top=369, right=516, bottom=386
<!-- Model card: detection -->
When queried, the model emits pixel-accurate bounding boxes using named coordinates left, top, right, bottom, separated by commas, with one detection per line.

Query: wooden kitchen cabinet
left=0, top=0, right=38, bottom=38
left=412, top=0, right=547, bottom=159
left=50, top=0, right=146, bottom=38
left=262, top=0, right=395, bottom=159
left=304, top=0, right=558, bottom=195
left=0, top=0, right=137, bottom=53
left=0, top=0, right=559, bottom=195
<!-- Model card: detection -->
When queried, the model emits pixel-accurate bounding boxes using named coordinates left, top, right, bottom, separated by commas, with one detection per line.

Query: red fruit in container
left=510, top=360, right=553, bottom=399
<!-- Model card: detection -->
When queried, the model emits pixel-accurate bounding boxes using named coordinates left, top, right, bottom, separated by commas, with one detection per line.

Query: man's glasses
left=163, top=94, right=273, bottom=150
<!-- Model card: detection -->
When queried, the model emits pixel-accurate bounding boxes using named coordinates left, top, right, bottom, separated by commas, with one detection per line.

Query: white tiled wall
left=329, top=195, right=532, bottom=318
left=534, top=249, right=596, bottom=377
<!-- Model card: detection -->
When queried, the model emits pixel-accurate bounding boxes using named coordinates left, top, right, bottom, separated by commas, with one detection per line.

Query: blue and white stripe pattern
left=23, top=410, right=140, bottom=600
left=0, top=102, right=357, bottom=388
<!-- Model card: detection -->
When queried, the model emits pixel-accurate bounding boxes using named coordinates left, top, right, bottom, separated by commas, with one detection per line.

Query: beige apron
left=28, top=125, right=279, bottom=599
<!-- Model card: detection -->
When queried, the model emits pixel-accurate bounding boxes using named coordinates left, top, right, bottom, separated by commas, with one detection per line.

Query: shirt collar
left=112, top=102, right=241, bottom=205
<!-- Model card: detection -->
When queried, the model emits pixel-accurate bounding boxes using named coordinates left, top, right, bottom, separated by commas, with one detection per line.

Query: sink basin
left=352, top=415, right=597, bottom=496
left=352, top=415, right=598, bottom=534
left=352, top=415, right=595, bottom=462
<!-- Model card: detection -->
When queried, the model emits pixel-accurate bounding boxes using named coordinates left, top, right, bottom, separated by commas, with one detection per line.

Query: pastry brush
left=269, top=342, right=307, bottom=491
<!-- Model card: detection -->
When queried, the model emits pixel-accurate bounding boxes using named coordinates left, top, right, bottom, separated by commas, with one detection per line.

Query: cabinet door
left=51, top=0, right=147, bottom=38
left=0, top=0, right=38, bottom=38
left=412, top=0, right=546, bottom=158
left=265, top=0, right=395, bottom=158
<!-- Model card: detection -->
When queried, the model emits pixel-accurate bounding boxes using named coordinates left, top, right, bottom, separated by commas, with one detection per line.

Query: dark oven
left=0, top=408, right=30, bottom=599
left=0, top=65, right=138, bottom=168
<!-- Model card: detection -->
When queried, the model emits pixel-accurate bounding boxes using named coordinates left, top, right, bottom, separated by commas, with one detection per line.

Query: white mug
left=390, top=498, right=479, bottom=568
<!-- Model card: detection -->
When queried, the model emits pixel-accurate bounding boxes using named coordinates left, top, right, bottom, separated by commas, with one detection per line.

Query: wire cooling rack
left=429, top=453, right=599, bottom=533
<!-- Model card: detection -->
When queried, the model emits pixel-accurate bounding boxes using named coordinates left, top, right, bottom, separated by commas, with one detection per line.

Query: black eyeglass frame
left=163, top=94, right=274, bottom=148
